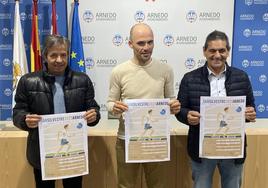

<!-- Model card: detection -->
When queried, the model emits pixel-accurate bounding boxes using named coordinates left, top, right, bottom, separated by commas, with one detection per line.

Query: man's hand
left=187, top=111, right=201, bottom=125
left=169, top=99, right=181, bottom=115
left=84, top=109, right=97, bottom=124
left=113, top=101, right=128, bottom=115
left=245, top=106, right=256, bottom=122
left=25, top=114, right=42, bottom=128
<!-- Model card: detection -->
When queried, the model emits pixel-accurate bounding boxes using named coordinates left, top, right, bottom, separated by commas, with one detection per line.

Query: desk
left=0, top=119, right=268, bottom=188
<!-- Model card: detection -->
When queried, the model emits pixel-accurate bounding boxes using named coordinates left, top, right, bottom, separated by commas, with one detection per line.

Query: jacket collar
left=202, top=61, right=231, bottom=78
left=43, top=66, right=73, bottom=85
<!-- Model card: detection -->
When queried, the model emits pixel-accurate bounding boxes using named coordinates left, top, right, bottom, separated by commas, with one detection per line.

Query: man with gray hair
left=13, top=34, right=100, bottom=188
left=175, top=30, right=256, bottom=188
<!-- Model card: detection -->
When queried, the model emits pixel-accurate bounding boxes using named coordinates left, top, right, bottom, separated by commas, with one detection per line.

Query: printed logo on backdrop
left=134, top=11, right=145, bottom=22
left=20, top=12, right=27, bottom=21
left=0, top=13, right=11, bottom=20
left=186, top=10, right=197, bottom=23
left=175, top=81, right=180, bottom=90
left=242, top=59, right=264, bottom=67
left=163, top=35, right=174, bottom=46
left=245, top=0, right=253, bottom=5
left=96, top=12, right=116, bottom=21
left=263, top=13, right=268, bottom=21
left=41, top=29, right=51, bottom=35
left=82, top=36, right=95, bottom=44
left=238, top=45, right=253, bottom=51
left=0, top=44, right=12, bottom=50
left=8, top=0, right=25, bottom=3
left=96, top=58, right=118, bottom=67
left=39, top=0, right=51, bottom=4
left=112, top=34, right=123, bottom=46
left=186, top=10, right=220, bottom=22
left=85, top=57, right=95, bottom=70
left=240, top=14, right=255, bottom=21
left=261, top=44, right=268, bottom=52
left=4, top=88, right=12, bottom=97
left=1, top=0, right=8, bottom=5
left=253, top=90, right=263, bottom=97
left=257, top=104, right=266, bottom=112
left=199, top=12, right=220, bottom=21
left=160, top=59, right=167, bottom=64
left=259, top=74, right=267, bottom=83
left=197, top=59, right=206, bottom=67
left=3, top=58, right=11, bottom=67
left=176, top=35, right=197, bottom=44
left=147, top=12, right=168, bottom=21
left=134, top=11, right=168, bottom=22
left=243, top=29, right=251, bottom=37
left=100, top=104, right=107, bottom=112
left=0, top=104, right=11, bottom=110
left=2, top=28, right=9, bottom=37
left=83, top=10, right=94, bottom=23
left=254, top=0, right=268, bottom=4
left=0, top=75, right=12, bottom=81
left=185, top=58, right=195, bottom=69
left=243, top=29, right=266, bottom=37
left=242, top=60, right=250, bottom=68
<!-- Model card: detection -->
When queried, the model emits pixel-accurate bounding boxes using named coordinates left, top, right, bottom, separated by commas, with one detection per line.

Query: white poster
left=124, top=99, right=170, bottom=163
left=38, top=112, right=88, bottom=180
left=199, top=96, right=246, bottom=159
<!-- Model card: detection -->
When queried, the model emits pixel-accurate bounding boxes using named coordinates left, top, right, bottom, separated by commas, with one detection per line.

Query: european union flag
left=70, top=1, right=85, bottom=72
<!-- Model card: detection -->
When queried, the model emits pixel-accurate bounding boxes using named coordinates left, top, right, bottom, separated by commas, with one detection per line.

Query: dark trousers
left=33, top=168, right=82, bottom=188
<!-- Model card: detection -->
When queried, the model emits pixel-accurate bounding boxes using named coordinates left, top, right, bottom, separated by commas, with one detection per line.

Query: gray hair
left=204, top=30, right=231, bottom=51
left=42, top=34, right=70, bottom=59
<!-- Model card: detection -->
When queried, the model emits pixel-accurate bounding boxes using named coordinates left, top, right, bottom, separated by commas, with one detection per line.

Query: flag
left=30, top=0, right=42, bottom=72
left=50, top=0, right=57, bottom=34
left=70, top=0, right=85, bottom=72
left=12, top=0, right=28, bottom=107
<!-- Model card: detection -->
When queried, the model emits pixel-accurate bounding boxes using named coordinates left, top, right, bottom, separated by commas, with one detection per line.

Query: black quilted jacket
left=13, top=67, right=100, bottom=169
left=175, top=62, right=255, bottom=164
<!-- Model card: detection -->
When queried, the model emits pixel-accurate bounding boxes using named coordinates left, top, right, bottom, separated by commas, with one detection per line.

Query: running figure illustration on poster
left=138, top=109, right=156, bottom=140
left=57, top=124, right=71, bottom=155
left=214, top=107, right=232, bottom=136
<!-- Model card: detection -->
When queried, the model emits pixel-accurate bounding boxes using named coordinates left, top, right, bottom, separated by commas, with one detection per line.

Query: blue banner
left=232, top=0, right=268, bottom=118
left=0, top=0, right=68, bottom=120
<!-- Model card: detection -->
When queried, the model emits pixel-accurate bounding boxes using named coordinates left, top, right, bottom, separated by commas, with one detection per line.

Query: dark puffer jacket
left=13, top=68, right=100, bottom=169
left=175, top=62, right=255, bottom=164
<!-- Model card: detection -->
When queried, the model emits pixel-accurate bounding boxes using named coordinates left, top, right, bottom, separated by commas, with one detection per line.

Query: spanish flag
left=30, top=0, right=42, bottom=72
left=51, top=0, right=58, bottom=34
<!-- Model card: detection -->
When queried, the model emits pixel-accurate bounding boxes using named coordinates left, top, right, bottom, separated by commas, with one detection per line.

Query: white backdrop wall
left=66, top=0, right=234, bottom=119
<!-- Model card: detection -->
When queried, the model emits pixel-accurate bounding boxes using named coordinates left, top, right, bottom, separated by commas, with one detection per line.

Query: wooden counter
left=0, top=119, right=267, bottom=188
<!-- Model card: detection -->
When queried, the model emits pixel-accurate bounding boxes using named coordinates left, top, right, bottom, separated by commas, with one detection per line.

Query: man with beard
left=107, top=23, right=181, bottom=188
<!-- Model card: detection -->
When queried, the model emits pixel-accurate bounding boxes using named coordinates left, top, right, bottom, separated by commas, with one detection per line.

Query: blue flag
left=70, top=1, right=85, bottom=72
